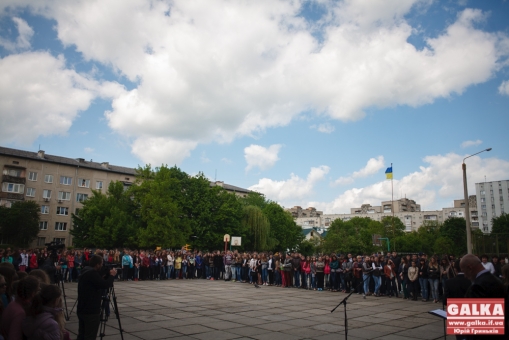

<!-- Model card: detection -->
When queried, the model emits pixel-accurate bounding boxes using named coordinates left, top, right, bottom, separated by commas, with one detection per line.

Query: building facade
left=475, top=180, right=509, bottom=233
left=1, top=147, right=137, bottom=247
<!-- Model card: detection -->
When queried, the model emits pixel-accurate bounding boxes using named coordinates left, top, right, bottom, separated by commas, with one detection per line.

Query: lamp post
left=463, top=147, right=492, bottom=254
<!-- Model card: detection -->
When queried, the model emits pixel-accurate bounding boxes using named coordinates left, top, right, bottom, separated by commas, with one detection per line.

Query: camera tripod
left=54, top=269, right=70, bottom=321
left=99, top=286, right=124, bottom=340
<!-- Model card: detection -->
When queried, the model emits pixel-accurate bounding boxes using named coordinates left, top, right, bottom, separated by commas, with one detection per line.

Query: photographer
left=77, top=255, right=116, bottom=340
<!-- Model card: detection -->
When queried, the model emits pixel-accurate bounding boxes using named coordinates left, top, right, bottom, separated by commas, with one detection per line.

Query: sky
left=1, top=0, right=509, bottom=214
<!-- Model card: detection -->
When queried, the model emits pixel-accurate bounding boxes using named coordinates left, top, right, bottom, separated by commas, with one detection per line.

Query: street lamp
left=463, top=147, right=492, bottom=254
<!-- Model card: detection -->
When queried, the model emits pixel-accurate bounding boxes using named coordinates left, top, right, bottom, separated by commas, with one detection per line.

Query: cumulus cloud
left=311, top=122, right=335, bottom=134
left=245, top=144, right=282, bottom=172
left=0, top=51, right=124, bottom=145
left=249, top=165, right=330, bottom=201
left=334, top=156, right=385, bottom=185
left=461, top=139, right=482, bottom=148
left=499, top=80, right=509, bottom=96
left=84, top=147, right=94, bottom=153
left=0, top=17, right=33, bottom=51
left=1, top=1, right=508, bottom=163
left=0, top=52, right=95, bottom=145
left=311, top=152, right=509, bottom=213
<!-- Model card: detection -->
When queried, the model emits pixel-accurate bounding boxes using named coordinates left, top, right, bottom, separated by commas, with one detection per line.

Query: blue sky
left=1, top=0, right=508, bottom=213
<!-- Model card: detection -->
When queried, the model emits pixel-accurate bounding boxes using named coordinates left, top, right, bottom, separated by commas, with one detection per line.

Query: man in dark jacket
left=459, top=254, right=506, bottom=340
left=77, top=255, right=116, bottom=340
left=291, top=253, right=301, bottom=288
left=443, top=260, right=471, bottom=305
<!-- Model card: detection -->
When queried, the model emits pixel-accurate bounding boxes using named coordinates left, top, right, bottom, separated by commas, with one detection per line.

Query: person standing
left=408, top=261, right=419, bottom=301
left=77, top=255, right=116, bottom=340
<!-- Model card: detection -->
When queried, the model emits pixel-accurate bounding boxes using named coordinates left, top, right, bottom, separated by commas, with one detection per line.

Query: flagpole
left=391, top=163, right=394, bottom=238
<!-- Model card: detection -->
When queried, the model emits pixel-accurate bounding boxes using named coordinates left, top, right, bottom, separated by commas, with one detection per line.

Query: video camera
left=101, top=263, right=122, bottom=278
left=45, top=241, right=65, bottom=252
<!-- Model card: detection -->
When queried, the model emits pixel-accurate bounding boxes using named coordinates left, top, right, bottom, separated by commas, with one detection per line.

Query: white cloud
left=200, top=152, right=211, bottom=163
left=311, top=122, right=335, bottom=134
left=334, top=156, right=385, bottom=185
left=1, top=2, right=508, bottom=164
left=0, top=17, right=33, bottom=51
left=499, top=80, right=509, bottom=96
left=0, top=51, right=124, bottom=146
left=131, top=137, right=198, bottom=166
left=311, top=152, right=509, bottom=213
left=461, top=139, right=482, bottom=148
left=84, top=147, right=94, bottom=153
left=221, top=158, right=232, bottom=164
left=249, top=165, right=330, bottom=201
left=244, top=144, right=282, bottom=171
left=0, top=52, right=95, bottom=145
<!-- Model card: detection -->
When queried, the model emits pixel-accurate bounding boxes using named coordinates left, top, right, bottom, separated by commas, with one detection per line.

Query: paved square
left=62, top=280, right=457, bottom=340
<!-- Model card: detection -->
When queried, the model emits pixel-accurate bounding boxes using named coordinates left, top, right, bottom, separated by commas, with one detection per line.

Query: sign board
left=372, top=234, right=382, bottom=246
left=231, top=237, right=241, bottom=246
left=223, top=234, right=230, bottom=242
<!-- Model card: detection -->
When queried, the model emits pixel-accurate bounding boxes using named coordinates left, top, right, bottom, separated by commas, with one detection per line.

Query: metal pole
left=462, top=162, right=472, bottom=254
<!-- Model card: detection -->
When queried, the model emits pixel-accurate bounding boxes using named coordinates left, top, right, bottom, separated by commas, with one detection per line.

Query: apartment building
left=476, top=180, right=509, bottom=233
left=1, top=147, right=137, bottom=247
left=290, top=197, right=478, bottom=232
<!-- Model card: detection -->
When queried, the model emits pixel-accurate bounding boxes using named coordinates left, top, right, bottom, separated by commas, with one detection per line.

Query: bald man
left=460, top=254, right=505, bottom=298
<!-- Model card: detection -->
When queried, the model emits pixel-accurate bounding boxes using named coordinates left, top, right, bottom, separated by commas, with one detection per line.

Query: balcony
left=2, top=174, right=26, bottom=184
left=0, top=192, right=24, bottom=200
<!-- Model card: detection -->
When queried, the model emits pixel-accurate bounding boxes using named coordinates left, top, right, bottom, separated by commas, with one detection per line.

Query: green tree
left=240, top=192, right=269, bottom=209
left=434, top=236, right=455, bottom=255
left=323, top=217, right=383, bottom=254
left=242, top=205, right=270, bottom=251
left=71, top=181, right=139, bottom=248
left=490, top=213, right=509, bottom=253
left=381, top=216, right=406, bottom=238
left=262, top=202, right=303, bottom=252
left=440, top=217, right=467, bottom=255
left=0, top=201, right=40, bottom=247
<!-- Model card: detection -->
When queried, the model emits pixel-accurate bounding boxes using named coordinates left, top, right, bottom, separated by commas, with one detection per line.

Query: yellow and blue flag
left=385, top=166, right=393, bottom=180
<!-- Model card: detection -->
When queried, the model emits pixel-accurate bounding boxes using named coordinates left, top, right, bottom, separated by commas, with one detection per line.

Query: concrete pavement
left=62, top=279, right=456, bottom=340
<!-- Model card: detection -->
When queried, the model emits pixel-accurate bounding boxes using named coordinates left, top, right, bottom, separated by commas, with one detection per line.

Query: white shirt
left=481, top=261, right=495, bottom=274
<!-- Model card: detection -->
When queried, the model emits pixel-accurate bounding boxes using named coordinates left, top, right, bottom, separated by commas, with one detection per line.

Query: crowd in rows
left=1, top=246, right=509, bottom=340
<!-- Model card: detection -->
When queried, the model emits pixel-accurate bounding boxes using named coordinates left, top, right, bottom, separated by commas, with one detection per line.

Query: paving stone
left=130, top=329, right=180, bottom=339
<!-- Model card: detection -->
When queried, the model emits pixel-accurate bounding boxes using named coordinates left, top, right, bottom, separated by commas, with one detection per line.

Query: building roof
left=0, top=146, right=137, bottom=176
left=302, top=227, right=326, bottom=238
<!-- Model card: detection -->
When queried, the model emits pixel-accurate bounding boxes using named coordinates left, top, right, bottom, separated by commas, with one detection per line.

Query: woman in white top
left=167, top=252, right=175, bottom=279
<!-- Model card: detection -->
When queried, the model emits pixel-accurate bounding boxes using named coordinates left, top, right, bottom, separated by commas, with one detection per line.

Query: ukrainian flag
left=385, top=166, right=393, bottom=180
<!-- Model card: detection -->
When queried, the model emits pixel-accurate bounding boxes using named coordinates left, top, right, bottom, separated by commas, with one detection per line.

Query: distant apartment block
left=289, top=197, right=478, bottom=232
left=476, top=180, right=509, bottom=233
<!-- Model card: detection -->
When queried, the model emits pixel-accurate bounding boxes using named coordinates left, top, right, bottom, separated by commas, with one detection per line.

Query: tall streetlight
left=463, top=147, right=492, bottom=254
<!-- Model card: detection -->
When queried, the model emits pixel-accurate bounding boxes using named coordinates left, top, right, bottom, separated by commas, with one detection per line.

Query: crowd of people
left=1, top=246, right=509, bottom=339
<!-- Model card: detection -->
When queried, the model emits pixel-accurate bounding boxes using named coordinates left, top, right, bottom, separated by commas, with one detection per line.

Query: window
left=96, top=181, right=103, bottom=190
left=26, top=187, right=36, bottom=197
left=5, top=168, right=22, bottom=177
left=37, top=237, right=46, bottom=246
left=58, top=191, right=71, bottom=201
left=39, top=221, right=48, bottom=230
left=28, top=171, right=38, bottom=181
left=492, top=205, right=496, bottom=210
left=55, top=222, right=67, bottom=231
left=482, top=212, right=487, bottom=217
left=2, top=182, right=25, bottom=193
left=41, top=205, right=49, bottom=214
left=501, top=196, right=504, bottom=201
left=500, top=189, right=503, bottom=194
left=60, top=176, right=72, bottom=185
left=481, top=198, right=485, bottom=203
left=43, top=189, right=52, bottom=199
left=53, top=238, right=66, bottom=245
left=44, top=174, right=53, bottom=183
left=490, top=190, right=494, bottom=195
left=480, top=190, right=485, bottom=195
left=78, top=178, right=90, bottom=188
left=56, top=207, right=69, bottom=216
left=482, top=205, right=486, bottom=210
left=76, top=193, right=88, bottom=202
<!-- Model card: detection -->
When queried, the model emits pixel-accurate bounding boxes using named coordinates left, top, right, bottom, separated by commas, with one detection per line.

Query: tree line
left=70, top=165, right=304, bottom=252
